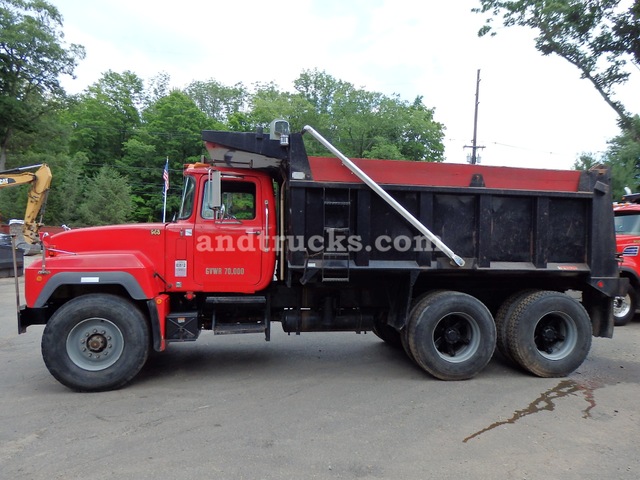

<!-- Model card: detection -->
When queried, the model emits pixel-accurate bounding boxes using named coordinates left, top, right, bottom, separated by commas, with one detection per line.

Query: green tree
left=573, top=152, right=601, bottom=171
left=184, top=79, right=248, bottom=126
left=291, top=71, right=444, bottom=161
left=605, top=121, right=640, bottom=200
left=474, top=0, right=640, bottom=138
left=77, top=166, right=132, bottom=226
left=249, top=81, right=319, bottom=135
left=64, top=70, right=144, bottom=169
left=294, top=69, right=345, bottom=116
left=144, top=71, right=171, bottom=108
left=118, top=90, right=212, bottom=222
left=44, top=152, right=87, bottom=227
left=118, top=137, right=157, bottom=222
left=0, top=0, right=85, bottom=169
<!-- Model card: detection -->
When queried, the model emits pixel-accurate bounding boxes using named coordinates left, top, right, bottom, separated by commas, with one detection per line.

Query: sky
left=50, top=0, right=640, bottom=170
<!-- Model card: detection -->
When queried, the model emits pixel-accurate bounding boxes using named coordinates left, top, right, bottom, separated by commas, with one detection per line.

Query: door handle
left=246, top=230, right=261, bottom=235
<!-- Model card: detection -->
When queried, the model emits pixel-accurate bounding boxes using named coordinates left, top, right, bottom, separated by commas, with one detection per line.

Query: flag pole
left=162, top=157, right=169, bottom=222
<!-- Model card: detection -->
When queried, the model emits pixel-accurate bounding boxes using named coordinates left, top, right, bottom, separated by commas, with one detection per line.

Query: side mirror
left=208, top=170, right=222, bottom=209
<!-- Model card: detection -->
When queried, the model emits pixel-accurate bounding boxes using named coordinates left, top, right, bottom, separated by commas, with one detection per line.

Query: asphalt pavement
left=1, top=266, right=639, bottom=480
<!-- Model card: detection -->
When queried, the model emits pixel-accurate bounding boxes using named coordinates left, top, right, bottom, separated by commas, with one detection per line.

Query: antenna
left=464, top=69, right=485, bottom=164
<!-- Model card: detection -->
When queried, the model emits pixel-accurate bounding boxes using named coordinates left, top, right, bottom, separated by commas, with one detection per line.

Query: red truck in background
left=17, top=121, right=622, bottom=391
left=613, top=193, right=640, bottom=325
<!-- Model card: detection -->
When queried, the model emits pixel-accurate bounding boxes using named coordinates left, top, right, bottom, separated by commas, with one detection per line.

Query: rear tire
left=372, top=315, right=402, bottom=348
left=505, top=291, right=591, bottom=377
left=494, top=290, right=536, bottom=363
left=400, top=326, right=416, bottom=363
left=407, top=291, right=496, bottom=380
left=41, top=294, right=150, bottom=392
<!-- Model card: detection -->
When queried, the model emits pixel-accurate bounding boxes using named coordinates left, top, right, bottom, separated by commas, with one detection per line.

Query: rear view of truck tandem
left=20, top=122, right=621, bottom=391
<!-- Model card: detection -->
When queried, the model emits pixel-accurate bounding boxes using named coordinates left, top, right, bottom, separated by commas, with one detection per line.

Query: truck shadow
left=134, top=335, right=427, bottom=387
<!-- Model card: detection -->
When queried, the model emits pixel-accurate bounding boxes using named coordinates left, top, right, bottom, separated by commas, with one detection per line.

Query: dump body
left=288, top=155, right=613, bottom=281
left=19, top=125, right=621, bottom=391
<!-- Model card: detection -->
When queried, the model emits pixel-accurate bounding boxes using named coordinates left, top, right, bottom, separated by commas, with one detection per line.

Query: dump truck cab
left=164, top=164, right=277, bottom=294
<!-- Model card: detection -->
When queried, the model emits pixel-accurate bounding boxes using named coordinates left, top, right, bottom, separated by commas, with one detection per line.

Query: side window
left=178, top=176, right=196, bottom=219
left=202, top=180, right=256, bottom=221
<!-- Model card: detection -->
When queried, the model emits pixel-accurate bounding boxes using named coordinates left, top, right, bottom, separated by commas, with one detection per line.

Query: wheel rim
left=432, top=312, right=481, bottom=363
left=613, top=294, right=631, bottom=318
left=66, top=318, right=124, bottom=371
left=533, top=311, right=577, bottom=360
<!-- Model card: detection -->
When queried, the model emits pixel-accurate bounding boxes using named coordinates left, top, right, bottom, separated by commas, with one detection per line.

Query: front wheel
left=41, top=294, right=150, bottom=392
left=613, top=285, right=638, bottom=326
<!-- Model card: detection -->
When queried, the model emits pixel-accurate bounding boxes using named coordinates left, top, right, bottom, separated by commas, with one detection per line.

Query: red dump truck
left=18, top=121, right=621, bottom=391
left=613, top=194, right=640, bottom=325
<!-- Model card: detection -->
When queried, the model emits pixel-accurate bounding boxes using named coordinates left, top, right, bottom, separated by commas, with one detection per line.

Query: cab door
left=164, top=175, right=197, bottom=291
left=193, top=175, right=266, bottom=292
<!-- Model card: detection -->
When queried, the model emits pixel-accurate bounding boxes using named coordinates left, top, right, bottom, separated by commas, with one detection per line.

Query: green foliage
left=605, top=116, right=640, bottom=201
left=573, top=116, right=640, bottom=201
left=572, top=153, right=600, bottom=172
left=291, top=70, right=444, bottom=161
left=77, top=166, right=132, bottom=226
left=182, top=69, right=446, bottom=162
left=64, top=70, right=144, bottom=168
left=117, top=90, right=212, bottom=222
left=0, top=0, right=85, bottom=169
left=45, top=152, right=85, bottom=226
left=184, top=79, right=248, bottom=125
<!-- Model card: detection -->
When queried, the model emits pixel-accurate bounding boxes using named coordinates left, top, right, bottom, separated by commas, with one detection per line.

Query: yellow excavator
left=0, top=164, right=52, bottom=248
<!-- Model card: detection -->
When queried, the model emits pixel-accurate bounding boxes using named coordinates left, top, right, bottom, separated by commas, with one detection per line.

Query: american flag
left=163, top=158, right=169, bottom=192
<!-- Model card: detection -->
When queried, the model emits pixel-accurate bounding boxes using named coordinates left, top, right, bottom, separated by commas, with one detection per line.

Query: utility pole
left=464, top=69, right=485, bottom=164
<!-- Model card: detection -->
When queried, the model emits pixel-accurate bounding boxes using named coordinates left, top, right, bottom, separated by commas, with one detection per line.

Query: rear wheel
left=407, top=291, right=496, bottom=380
left=613, top=284, right=638, bottom=326
left=505, top=291, right=591, bottom=377
left=494, top=290, right=536, bottom=363
left=41, top=294, right=150, bottom=392
left=400, top=326, right=415, bottom=363
left=371, top=314, right=402, bottom=348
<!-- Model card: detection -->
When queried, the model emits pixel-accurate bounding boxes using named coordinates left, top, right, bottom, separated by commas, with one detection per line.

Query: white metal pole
left=303, top=125, right=465, bottom=267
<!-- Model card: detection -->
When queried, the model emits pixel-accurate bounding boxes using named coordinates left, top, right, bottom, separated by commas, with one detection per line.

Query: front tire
left=407, top=291, right=496, bottom=380
left=613, top=284, right=638, bottom=326
left=41, top=294, right=150, bottom=392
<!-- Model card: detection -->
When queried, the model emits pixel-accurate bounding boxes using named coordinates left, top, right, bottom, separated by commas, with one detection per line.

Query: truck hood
left=615, top=233, right=640, bottom=252
left=38, top=223, right=167, bottom=270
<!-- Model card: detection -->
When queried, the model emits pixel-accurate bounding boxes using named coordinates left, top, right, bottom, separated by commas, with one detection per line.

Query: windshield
left=615, top=213, right=640, bottom=234
left=178, top=176, right=196, bottom=220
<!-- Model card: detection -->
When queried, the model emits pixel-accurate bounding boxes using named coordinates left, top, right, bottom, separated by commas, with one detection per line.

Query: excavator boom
left=0, top=164, right=52, bottom=246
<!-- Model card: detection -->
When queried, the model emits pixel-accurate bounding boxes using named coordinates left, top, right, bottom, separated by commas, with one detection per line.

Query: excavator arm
left=0, top=164, right=52, bottom=245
